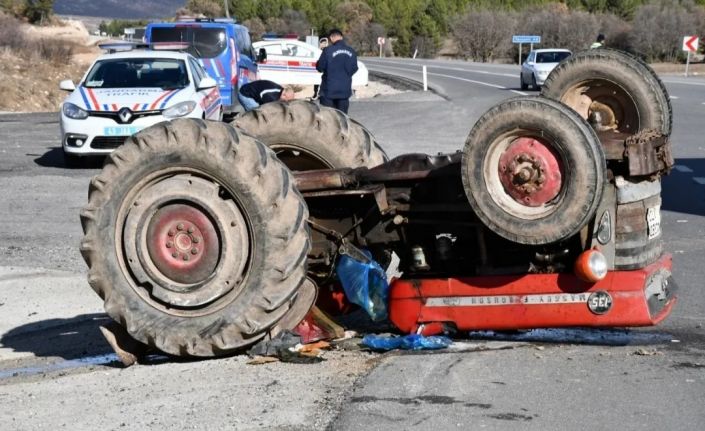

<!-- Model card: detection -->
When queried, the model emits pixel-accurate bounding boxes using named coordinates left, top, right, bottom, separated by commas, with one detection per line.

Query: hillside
left=53, top=0, right=186, bottom=19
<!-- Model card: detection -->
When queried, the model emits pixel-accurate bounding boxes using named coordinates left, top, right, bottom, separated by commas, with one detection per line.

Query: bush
left=631, top=0, right=700, bottom=62
left=453, top=10, right=516, bottom=62
left=0, top=12, right=25, bottom=49
left=0, top=13, right=73, bottom=64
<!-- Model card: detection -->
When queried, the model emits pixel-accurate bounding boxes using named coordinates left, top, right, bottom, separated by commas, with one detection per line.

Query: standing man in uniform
left=316, top=29, right=358, bottom=114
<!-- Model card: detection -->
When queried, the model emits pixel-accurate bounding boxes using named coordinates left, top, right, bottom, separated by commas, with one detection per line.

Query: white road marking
left=692, top=177, right=705, bottom=185
left=674, top=165, right=693, bottom=173
left=370, top=63, right=528, bottom=96
left=370, top=61, right=518, bottom=78
left=662, top=79, right=705, bottom=87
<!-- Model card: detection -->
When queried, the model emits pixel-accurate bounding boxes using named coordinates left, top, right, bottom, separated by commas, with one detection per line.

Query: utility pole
left=224, top=0, right=230, bottom=18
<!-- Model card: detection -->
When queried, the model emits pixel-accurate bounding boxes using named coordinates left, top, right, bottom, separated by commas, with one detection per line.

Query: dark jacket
left=316, top=40, right=358, bottom=99
left=239, top=80, right=283, bottom=104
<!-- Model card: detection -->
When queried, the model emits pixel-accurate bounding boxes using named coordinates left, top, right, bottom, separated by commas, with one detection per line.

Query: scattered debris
left=337, top=250, right=389, bottom=321
left=247, top=331, right=301, bottom=358
left=99, top=322, right=149, bottom=367
left=633, top=348, right=663, bottom=356
left=671, top=362, right=705, bottom=369
left=246, top=356, right=279, bottom=366
left=293, top=306, right=345, bottom=344
left=468, top=328, right=673, bottom=346
left=297, top=340, right=331, bottom=357
left=362, top=333, right=452, bottom=351
left=246, top=331, right=328, bottom=364
left=331, top=337, right=365, bottom=351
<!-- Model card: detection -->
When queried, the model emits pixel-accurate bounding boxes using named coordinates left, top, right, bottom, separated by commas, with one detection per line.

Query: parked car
left=253, top=38, right=368, bottom=88
left=520, top=48, right=572, bottom=90
left=59, top=46, right=222, bottom=165
left=145, top=18, right=262, bottom=115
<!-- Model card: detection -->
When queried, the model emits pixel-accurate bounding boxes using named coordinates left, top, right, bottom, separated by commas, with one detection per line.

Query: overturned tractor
left=81, top=49, right=676, bottom=357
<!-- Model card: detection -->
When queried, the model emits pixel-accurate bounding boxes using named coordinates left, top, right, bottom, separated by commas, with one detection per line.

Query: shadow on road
left=1, top=313, right=114, bottom=360
left=33, top=146, right=106, bottom=170
left=662, top=158, right=705, bottom=217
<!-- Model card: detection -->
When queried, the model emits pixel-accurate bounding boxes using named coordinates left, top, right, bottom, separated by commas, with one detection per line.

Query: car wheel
left=461, top=96, right=605, bottom=245
left=520, top=74, right=528, bottom=91
left=531, top=74, right=539, bottom=90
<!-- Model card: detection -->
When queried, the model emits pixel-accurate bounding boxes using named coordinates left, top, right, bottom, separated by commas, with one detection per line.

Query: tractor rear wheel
left=462, top=96, right=605, bottom=245
left=542, top=49, right=672, bottom=136
left=233, top=100, right=388, bottom=171
left=80, top=119, right=311, bottom=357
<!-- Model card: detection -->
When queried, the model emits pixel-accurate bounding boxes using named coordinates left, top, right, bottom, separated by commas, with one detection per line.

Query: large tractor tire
left=462, top=96, right=605, bottom=245
left=80, top=119, right=311, bottom=357
left=542, top=49, right=672, bottom=136
left=233, top=100, right=388, bottom=171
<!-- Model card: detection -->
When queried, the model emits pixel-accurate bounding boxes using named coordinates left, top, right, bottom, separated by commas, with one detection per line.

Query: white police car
left=59, top=44, right=222, bottom=164
left=253, top=38, right=368, bottom=88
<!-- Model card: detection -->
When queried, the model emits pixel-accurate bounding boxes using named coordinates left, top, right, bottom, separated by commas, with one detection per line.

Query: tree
left=243, top=17, right=266, bottom=40
left=23, top=0, right=53, bottom=24
left=517, top=7, right=599, bottom=53
left=185, top=0, right=224, bottom=17
left=453, top=9, right=516, bottom=62
left=631, top=0, right=698, bottom=62
left=347, top=21, right=386, bottom=55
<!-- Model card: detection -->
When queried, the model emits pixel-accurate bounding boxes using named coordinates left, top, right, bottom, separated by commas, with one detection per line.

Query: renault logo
left=118, top=107, right=133, bottom=123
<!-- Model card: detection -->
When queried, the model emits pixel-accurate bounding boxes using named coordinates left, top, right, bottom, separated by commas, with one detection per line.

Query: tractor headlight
left=163, top=101, right=197, bottom=119
left=574, top=249, right=608, bottom=283
left=63, top=102, right=88, bottom=120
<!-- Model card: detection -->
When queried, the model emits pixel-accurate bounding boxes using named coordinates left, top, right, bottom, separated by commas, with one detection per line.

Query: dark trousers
left=319, top=97, right=350, bottom=114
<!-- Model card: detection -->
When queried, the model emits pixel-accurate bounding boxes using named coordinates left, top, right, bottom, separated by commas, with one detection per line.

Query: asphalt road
left=1, top=59, right=704, bottom=430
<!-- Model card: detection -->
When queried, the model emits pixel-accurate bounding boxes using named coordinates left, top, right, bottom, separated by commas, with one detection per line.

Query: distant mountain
left=54, top=0, right=187, bottom=19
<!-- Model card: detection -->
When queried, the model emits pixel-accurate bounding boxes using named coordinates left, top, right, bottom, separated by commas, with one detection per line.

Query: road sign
left=683, top=36, right=699, bottom=52
left=377, top=37, right=386, bottom=58
left=512, top=35, right=541, bottom=44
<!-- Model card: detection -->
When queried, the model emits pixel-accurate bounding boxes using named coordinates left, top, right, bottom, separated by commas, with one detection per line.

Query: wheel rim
left=120, top=172, right=251, bottom=312
left=561, top=79, right=638, bottom=133
left=484, top=133, right=565, bottom=219
left=271, top=144, right=334, bottom=171
left=145, top=203, right=220, bottom=285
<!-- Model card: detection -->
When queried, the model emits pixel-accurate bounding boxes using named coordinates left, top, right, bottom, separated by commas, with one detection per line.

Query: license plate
left=103, top=126, right=142, bottom=136
left=647, top=206, right=661, bottom=240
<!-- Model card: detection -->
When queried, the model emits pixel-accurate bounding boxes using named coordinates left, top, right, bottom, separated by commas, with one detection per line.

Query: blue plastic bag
left=336, top=252, right=389, bottom=321
left=362, top=334, right=453, bottom=351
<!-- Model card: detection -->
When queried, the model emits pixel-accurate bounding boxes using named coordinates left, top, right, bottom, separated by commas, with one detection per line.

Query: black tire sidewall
left=542, top=50, right=671, bottom=135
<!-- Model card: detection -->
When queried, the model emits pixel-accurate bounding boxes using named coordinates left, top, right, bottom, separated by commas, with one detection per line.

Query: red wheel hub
left=498, top=137, right=563, bottom=207
left=146, top=204, right=220, bottom=285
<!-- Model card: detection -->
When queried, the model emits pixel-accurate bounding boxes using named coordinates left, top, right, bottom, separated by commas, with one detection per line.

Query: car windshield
left=83, top=58, right=189, bottom=89
left=536, top=51, right=571, bottom=63
left=150, top=27, right=227, bottom=59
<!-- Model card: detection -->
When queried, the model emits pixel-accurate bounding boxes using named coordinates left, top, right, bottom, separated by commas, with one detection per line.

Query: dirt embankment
left=0, top=18, right=101, bottom=113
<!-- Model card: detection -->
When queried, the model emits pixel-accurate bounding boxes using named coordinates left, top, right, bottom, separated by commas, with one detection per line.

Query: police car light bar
left=150, top=42, right=190, bottom=51
left=177, top=17, right=236, bottom=24
left=97, top=42, right=190, bottom=53
left=98, top=42, right=145, bottom=53
left=261, top=33, right=299, bottom=40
